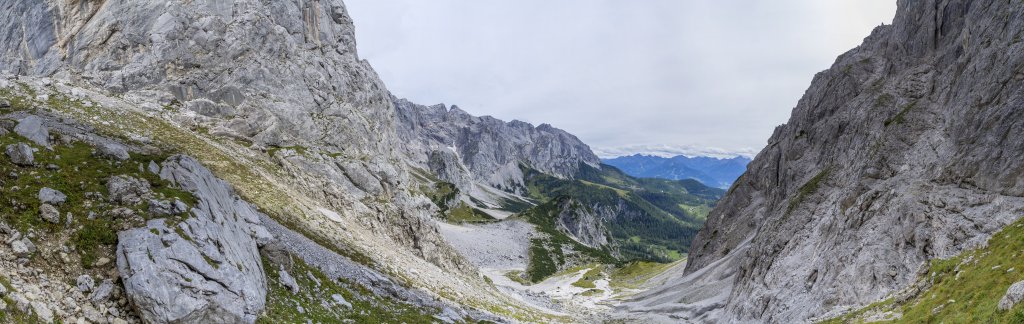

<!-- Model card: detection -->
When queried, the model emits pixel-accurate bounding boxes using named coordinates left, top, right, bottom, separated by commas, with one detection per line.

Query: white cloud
left=344, top=0, right=896, bottom=157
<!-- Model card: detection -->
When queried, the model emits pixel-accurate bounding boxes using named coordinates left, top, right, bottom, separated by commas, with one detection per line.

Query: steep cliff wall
left=394, top=98, right=600, bottom=200
left=643, top=0, right=1024, bottom=322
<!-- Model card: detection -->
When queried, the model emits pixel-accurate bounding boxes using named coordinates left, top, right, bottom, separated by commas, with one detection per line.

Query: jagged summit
left=394, top=97, right=600, bottom=204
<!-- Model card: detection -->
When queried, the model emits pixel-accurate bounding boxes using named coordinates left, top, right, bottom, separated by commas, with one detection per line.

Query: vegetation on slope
left=609, top=260, right=683, bottom=290
left=1, top=83, right=541, bottom=321
left=823, top=218, right=1024, bottom=323
left=0, top=123, right=196, bottom=268
left=517, top=163, right=722, bottom=282
left=519, top=198, right=617, bottom=282
left=259, top=256, right=441, bottom=323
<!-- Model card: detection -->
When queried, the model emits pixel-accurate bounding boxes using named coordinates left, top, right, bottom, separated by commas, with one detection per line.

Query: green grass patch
left=519, top=198, right=619, bottom=282
left=572, top=267, right=604, bottom=289
left=884, top=100, right=918, bottom=127
left=787, top=167, right=831, bottom=214
left=445, top=202, right=496, bottom=223
left=822, top=218, right=1024, bottom=323
left=609, top=260, right=682, bottom=290
left=504, top=270, right=532, bottom=286
left=259, top=256, right=440, bottom=323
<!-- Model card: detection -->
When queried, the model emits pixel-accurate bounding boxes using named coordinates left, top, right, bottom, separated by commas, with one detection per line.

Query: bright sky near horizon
left=344, top=1, right=897, bottom=158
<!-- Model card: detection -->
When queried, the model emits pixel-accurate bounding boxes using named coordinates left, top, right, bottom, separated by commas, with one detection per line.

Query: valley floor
left=437, top=219, right=683, bottom=321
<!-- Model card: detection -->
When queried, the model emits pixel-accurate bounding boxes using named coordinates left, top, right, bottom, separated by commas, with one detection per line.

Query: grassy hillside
left=823, top=217, right=1024, bottom=323
left=516, top=163, right=723, bottom=281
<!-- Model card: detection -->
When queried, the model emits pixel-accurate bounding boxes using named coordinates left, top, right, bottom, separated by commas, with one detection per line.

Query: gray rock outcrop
left=279, top=268, right=300, bottom=294
left=554, top=198, right=611, bottom=249
left=636, top=1, right=1024, bottom=322
left=13, top=115, right=48, bottom=148
left=117, top=155, right=272, bottom=323
left=0, top=0, right=475, bottom=276
left=5, top=143, right=34, bottom=166
left=94, top=142, right=130, bottom=161
left=76, top=275, right=94, bottom=293
left=10, top=237, right=35, bottom=257
left=38, top=187, right=66, bottom=205
left=106, top=175, right=152, bottom=206
left=999, top=280, right=1024, bottom=311
left=395, top=99, right=600, bottom=197
left=38, top=204, right=60, bottom=224
left=0, top=0, right=394, bottom=157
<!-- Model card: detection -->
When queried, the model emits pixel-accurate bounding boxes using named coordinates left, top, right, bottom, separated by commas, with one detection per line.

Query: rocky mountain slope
left=0, top=0, right=560, bottom=322
left=624, top=0, right=1024, bottom=322
left=603, top=154, right=751, bottom=189
left=0, top=0, right=729, bottom=322
left=395, top=98, right=600, bottom=208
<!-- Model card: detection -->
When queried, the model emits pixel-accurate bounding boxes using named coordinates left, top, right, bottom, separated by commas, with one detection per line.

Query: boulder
left=13, top=115, right=49, bottom=148
left=259, top=242, right=293, bottom=270
left=38, top=188, right=66, bottom=205
left=5, top=143, right=34, bottom=166
left=94, top=143, right=130, bottom=161
left=106, top=175, right=151, bottom=205
left=279, top=268, right=300, bottom=294
left=331, top=294, right=351, bottom=309
left=11, top=238, right=35, bottom=257
left=11, top=293, right=29, bottom=313
left=999, top=280, right=1024, bottom=311
left=76, top=275, right=95, bottom=293
left=39, top=204, right=61, bottom=223
left=30, top=301, right=53, bottom=323
left=117, top=155, right=269, bottom=323
left=90, top=279, right=114, bottom=303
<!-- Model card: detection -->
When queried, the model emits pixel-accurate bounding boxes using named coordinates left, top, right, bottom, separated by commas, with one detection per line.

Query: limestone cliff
left=0, top=0, right=479, bottom=275
left=635, top=0, right=1024, bottom=322
left=394, top=98, right=600, bottom=206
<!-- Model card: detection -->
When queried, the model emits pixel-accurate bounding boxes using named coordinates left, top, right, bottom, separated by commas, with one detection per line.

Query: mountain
left=621, top=0, right=1024, bottom=322
left=394, top=98, right=600, bottom=209
left=393, top=98, right=725, bottom=282
left=0, top=0, right=727, bottom=322
left=603, top=154, right=751, bottom=189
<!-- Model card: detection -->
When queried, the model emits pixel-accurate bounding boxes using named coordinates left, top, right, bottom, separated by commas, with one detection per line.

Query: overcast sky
left=344, top=1, right=896, bottom=158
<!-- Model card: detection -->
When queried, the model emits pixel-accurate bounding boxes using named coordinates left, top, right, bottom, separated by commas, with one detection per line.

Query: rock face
left=117, top=155, right=272, bottom=323
left=0, top=0, right=473, bottom=275
left=554, top=198, right=611, bottom=249
left=640, top=1, right=1024, bottom=322
left=107, top=175, right=153, bottom=206
left=0, top=0, right=394, bottom=156
left=395, top=98, right=600, bottom=198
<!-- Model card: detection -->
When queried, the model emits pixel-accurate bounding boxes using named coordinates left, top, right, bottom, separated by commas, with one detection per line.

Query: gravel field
left=436, top=219, right=537, bottom=270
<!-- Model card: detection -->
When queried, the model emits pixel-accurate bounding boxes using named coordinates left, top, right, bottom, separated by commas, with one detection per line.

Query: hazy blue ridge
left=602, top=154, right=751, bottom=189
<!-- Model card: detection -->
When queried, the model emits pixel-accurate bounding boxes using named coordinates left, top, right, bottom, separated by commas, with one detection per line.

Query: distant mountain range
left=602, top=154, right=751, bottom=189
